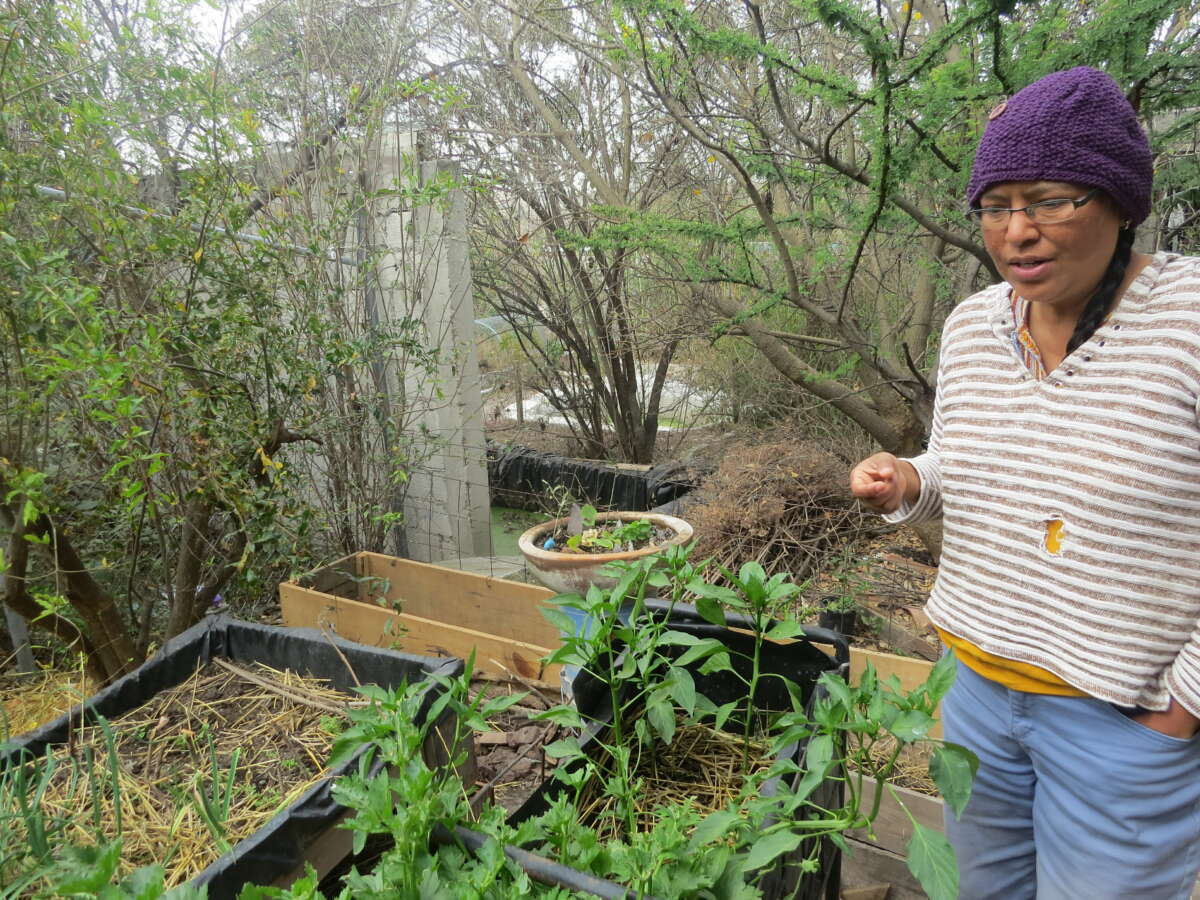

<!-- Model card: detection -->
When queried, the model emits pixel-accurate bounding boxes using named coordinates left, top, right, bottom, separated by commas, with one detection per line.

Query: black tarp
left=1, top=613, right=462, bottom=898
left=487, top=442, right=702, bottom=512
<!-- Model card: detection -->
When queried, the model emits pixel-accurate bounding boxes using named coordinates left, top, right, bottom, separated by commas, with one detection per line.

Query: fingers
left=849, top=453, right=904, bottom=512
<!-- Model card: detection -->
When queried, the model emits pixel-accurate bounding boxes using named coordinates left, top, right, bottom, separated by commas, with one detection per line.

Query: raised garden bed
left=516, top=613, right=849, bottom=899
left=1, top=614, right=463, bottom=896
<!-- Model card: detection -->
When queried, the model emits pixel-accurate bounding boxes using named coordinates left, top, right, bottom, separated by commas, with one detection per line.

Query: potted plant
left=517, top=503, right=693, bottom=596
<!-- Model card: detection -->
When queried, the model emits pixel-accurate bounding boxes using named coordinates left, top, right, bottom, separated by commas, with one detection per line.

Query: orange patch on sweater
left=1044, top=519, right=1065, bottom=555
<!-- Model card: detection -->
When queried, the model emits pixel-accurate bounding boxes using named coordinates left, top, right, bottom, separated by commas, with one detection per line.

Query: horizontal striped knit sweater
left=889, top=251, right=1200, bottom=715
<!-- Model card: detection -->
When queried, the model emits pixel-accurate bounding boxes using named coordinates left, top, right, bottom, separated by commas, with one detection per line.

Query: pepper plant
left=536, top=544, right=976, bottom=899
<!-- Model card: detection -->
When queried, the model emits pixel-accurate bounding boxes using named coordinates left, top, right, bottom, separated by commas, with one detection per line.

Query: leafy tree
left=431, top=0, right=707, bottom=462
left=607, top=0, right=1199, bottom=460
left=0, top=0, right=447, bottom=681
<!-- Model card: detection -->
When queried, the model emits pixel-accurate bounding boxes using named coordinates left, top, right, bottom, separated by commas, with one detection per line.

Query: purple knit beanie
left=966, top=66, right=1153, bottom=225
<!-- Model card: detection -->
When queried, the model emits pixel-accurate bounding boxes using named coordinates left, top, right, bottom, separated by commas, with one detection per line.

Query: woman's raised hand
left=849, top=452, right=911, bottom=514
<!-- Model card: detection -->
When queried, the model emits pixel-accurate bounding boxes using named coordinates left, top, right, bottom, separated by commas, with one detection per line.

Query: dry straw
left=1, top=665, right=95, bottom=742
left=14, top=661, right=353, bottom=887
left=577, top=720, right=771, bottom=843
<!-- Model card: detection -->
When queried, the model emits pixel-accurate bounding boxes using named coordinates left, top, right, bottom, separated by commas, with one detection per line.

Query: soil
left=468, top=676, right=561, bottom=815
left=801, top=526, right=941, bottom=659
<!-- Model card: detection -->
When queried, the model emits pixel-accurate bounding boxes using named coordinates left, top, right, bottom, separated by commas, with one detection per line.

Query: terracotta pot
left=517, top=511, right=693, bottom=596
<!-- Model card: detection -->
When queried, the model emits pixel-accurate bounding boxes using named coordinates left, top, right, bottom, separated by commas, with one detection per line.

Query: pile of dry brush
left=686, top=440, right=873, bottom=584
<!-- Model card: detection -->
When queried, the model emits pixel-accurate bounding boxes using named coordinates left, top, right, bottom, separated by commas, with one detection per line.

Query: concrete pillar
left=368, top=130, right=492, bottom=562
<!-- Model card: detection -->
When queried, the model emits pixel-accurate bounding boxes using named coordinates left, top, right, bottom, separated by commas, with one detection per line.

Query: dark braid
left=1066, top=226, right=1136, bottom=354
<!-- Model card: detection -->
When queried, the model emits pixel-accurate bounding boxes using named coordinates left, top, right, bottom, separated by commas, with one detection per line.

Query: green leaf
left=929, top=742, right=979, bottom=819
left=674, top=637, right=724, bottom=668
left=687, top=579, right=739, bottom=605
left=859, top=662, right=878, bottom=696
left=818, top=671, right=852, bottom=711
left=804, top=732, right=834, bottom=773
left=737, top=560, right=767, bottom=586
left=541, top=608, right=578, bottom=635
left=667, top=666, right=696, bottom=715
left=712, top=699, right=738, bottom=732
left=544, top=738, right=584, bottom=761
left=646, top=697, right=676, bottom=744
left=533, top=705, right=585, bottom=728
left=655, top=630, right=702, bottom=646
left=906, top=822, right=959, bottom=900
left=765, top=619, right=805, bottom=641
left=695, top=595, right=727, bottom=626
left=924, top=650, right=958, bottom=704
left=479, top=691, right=530, bottom=717
left=119, top=864, right=168, bottom=900
left=889, top=709, right=936, bottom=742
left=742, top=829, right=803, bottom=871
left=698, top=649, right=734, bottom=676
left=688, top=809, right=739, bottom=851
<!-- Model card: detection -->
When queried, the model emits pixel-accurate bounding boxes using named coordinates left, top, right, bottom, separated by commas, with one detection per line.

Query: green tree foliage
left=0, top=0, right=445, bottom=681
left=590, top=0, right=1200, bottom=459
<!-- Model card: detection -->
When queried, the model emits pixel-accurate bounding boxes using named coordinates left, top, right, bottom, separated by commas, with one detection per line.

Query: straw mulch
left=846, top=732, right=936, bottom=796
left=577, top=720, right=771, bottom=842
left=686, top=440, right=872, bottom=584
left=1, top=666, right=95, bottom=742
left=18, top=660, right=353, bottom=887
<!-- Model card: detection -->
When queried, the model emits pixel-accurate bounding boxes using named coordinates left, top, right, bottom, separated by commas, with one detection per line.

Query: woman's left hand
left=1132, top=698, right=1200, bottom=739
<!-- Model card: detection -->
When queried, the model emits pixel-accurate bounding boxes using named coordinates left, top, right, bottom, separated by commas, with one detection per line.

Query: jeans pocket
left=1101, top=701, right=1195, bottom=749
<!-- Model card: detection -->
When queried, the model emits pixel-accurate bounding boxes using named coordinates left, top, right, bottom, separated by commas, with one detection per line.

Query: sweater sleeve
left=1164, top=640, right=1200, bottom=718
left=881, top=321, right=952, bottom=527
left=1161, top=394, right=1200, bottom=716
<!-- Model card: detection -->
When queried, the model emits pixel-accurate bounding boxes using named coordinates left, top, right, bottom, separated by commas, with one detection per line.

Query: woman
left=850, top=66, right=1200, bottom=899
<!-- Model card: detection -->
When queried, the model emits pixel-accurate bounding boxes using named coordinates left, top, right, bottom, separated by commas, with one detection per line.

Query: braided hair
left=1066, top=225, right=1136, bottom=354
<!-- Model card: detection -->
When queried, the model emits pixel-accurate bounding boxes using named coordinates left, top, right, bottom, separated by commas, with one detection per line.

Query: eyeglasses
left=966, top=188, right=1099, bottom=229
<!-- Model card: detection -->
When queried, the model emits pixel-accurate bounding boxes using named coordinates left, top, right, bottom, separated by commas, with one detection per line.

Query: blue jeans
left=943, top=660, right=1200, bottom=899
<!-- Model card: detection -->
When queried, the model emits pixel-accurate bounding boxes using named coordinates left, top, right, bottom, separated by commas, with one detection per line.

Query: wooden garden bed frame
left=280, top=552, right=564, bottom=687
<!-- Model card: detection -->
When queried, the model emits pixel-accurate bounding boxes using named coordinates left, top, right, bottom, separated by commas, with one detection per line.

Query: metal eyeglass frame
left=966, top=188, right=1100, bottom=228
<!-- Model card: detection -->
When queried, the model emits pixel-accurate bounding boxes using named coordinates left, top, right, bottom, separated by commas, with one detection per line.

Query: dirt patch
left=468, top=676, right=561, bottom=815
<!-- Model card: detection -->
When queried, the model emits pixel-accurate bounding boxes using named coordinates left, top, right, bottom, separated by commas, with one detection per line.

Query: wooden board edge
left=848, top=775, right=945, bottom=857
left=361, top=551, right=554, bottom=598
left=280, top=586, right=563, bottom=688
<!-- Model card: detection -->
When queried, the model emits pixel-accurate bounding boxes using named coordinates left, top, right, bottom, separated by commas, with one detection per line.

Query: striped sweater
left=889, top=251, right=1200, bottom=715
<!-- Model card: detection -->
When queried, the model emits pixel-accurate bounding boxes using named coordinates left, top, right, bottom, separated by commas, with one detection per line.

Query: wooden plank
left=842, top=837, right=928, bottom=900
left=280, top=584, right=563, bottom=687
left=849, top=776, right=945, bottom=857
left=360, top=552, right=560, bottom=647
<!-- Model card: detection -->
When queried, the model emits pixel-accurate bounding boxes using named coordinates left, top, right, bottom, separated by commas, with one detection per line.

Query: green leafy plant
left=554, top=505, right=659, bottom=553
left=535, top=544, right=976, bottom=898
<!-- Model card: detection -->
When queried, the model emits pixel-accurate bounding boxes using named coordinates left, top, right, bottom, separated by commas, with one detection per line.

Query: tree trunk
left=13, top=512, right=140, bottom=684
left=165, top=497, right=209, bottom=638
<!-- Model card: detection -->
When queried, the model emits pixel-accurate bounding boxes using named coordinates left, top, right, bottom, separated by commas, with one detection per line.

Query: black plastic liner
left=487, top=441, right=702, bottom=512
left=511, top=610, right=848, bottom=900
left=1, top=613, right=462, bottom=898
